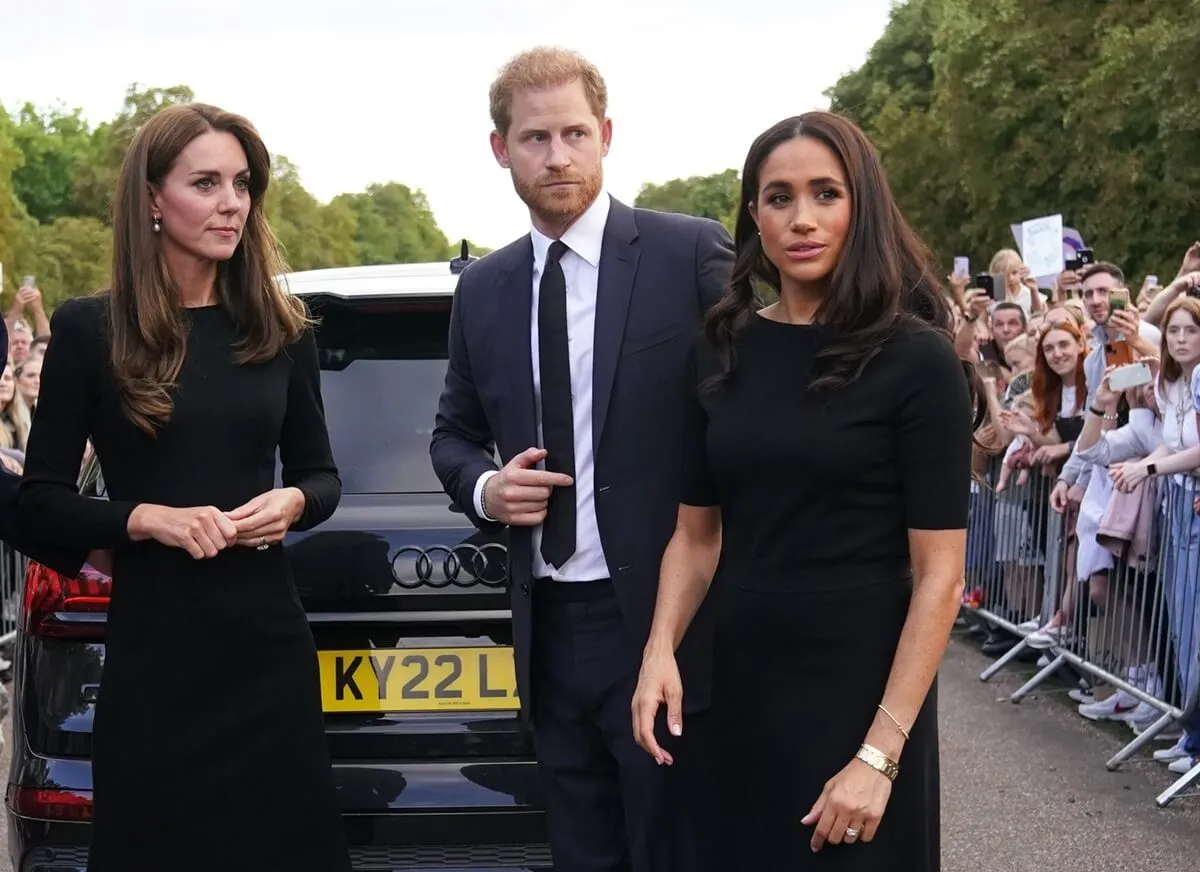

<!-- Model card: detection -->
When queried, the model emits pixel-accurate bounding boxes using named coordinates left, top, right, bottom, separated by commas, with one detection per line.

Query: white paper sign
left=1020, top=214, right=1064, bottom=279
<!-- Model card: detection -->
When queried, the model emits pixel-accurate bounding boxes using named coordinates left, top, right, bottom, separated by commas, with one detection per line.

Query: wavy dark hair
left=108, top=102, right=310, bottom=436
left=704, top=111, right=982, bottom=423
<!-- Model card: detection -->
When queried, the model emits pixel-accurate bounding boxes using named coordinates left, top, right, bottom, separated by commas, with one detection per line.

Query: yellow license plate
left=318, top=647, right=520, bottom=713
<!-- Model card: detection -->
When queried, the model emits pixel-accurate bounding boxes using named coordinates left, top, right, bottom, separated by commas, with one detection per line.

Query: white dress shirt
left=473, top=192, right=613, bottom=582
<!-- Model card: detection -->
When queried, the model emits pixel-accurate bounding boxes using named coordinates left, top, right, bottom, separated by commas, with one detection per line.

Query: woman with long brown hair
left=1000, top=320, right=1089, bottom=649
left=17, top=104, right=350, bottom=871
left=630, top=111, right=979, bottom=870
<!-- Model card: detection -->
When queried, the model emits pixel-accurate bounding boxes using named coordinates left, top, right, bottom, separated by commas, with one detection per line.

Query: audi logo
left=389, top=544, right=508, bottom=589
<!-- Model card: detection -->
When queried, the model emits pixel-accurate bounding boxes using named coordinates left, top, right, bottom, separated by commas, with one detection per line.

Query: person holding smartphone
left=1051, top=262, right=1162, bottom=514
left=5, top=276, right=50, bottom=345
left=1142, top=242, right=1200, bottom=329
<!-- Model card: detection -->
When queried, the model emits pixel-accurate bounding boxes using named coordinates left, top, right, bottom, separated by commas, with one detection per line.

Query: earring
left=153, top=215, right=161, bottom=233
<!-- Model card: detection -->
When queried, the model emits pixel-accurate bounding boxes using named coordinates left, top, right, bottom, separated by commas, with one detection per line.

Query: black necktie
left=538, top=240, right=576, bottom=568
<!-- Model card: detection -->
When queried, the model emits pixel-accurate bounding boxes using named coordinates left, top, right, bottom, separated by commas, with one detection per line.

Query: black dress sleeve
left=280, top=328, right=341, bottom=531
left=896, top=329, right=973, bottom=530
left=0, top=465, right=86, bottom=577
left=17, top=298, right=139, bottom=549
left=679, top=339, right=720, bottom=507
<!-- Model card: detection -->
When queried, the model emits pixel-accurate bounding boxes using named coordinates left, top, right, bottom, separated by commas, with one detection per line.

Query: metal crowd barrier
left=0, top=541, right=25, bottom=650
left=964, top=456, right=1200, bottom=807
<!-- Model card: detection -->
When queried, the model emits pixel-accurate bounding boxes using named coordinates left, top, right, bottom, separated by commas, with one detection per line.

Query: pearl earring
left=153, top=216, right=161, bottom=233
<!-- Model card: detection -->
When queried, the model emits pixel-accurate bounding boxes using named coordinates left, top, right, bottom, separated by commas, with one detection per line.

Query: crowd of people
left=952, top=246, right=1200, bottom=781
left=0, top=287, right=49, bottom=680
left=0, top=283, right=48, bottom=471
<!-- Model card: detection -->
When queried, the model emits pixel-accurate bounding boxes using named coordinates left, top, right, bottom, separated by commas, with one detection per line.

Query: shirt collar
left=530, top=191, right=610, bottom=271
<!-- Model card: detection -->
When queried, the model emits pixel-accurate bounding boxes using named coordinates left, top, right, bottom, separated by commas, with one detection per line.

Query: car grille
left=351, top=843, right=553, bottom=869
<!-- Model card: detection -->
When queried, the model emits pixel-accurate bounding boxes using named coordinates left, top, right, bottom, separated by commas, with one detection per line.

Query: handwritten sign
left=1020, top=215, right=1064, bottom=279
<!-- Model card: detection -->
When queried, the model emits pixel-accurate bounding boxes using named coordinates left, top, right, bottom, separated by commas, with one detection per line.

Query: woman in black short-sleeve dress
left=632, top=112, right=979, bottom=871
left=17, top=104, right=350, bottom=872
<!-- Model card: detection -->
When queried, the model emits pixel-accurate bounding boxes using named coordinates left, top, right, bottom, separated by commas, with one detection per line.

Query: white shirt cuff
left=473, top=470, right=500, bottom=521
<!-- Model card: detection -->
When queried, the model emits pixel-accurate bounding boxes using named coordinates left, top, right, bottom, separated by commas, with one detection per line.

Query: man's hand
left=15, top=286, right=43, bottom=312
left=1109, top=306, right=1141, bottom=339
left=1055, top=270, right=1080, bottom=299
left=963, top=287, right=991, bottom=319
left=1179, top=242, right=1200, bottom=278
left=483, top=447, right=574, bottom=526
left=1050, top=480, right=1071, bottom=514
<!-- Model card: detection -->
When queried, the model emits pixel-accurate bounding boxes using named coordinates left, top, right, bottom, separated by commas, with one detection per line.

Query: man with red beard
left=431, top=46, right=733, bottom=872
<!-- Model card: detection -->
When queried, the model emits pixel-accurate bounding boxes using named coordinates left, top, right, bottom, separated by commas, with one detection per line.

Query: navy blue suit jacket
left=0, top=316, right=87, bottom=577
left=430, top=198, right=734, bottom=715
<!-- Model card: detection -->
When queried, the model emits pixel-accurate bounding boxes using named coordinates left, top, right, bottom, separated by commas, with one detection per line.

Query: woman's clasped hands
left=126, top=487, right=306, bottom=559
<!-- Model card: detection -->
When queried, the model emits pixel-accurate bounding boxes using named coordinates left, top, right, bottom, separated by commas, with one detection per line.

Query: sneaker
left=1153, top=735, right=1190, bottom=764
left=1037, top=654, right=1051, bottom=668
left=1133, top=717, right=1183, bottom=742
left=1078, top=691, right=1139, bottom=721
left=1027, top=622, right=1067, bottom=650
left=1017, top=618, right=1041, bottom=634
left=1123, top=702, right=1165, bottom=734
left=1068, top=687, right=1095, bottom=705
left=1167, top=755, right=1196, bottom=775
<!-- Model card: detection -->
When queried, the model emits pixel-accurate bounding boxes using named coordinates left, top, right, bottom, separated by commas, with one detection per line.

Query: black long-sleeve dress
left=18, top=295, right=351, bottom=872
left=682, top=315, right=972, bottom=871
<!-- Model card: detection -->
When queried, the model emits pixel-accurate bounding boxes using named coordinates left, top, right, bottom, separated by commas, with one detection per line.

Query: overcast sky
left=3, top=0, right=896, bottom=250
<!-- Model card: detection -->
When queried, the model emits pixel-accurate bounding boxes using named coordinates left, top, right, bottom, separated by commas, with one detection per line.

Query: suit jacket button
left=520, top=582, right=530, bottom=595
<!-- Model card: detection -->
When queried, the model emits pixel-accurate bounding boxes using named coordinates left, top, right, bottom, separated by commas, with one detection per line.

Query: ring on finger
left=256, top=535, right=269, bottom=551
left=844, top=827, right=861, bottom=843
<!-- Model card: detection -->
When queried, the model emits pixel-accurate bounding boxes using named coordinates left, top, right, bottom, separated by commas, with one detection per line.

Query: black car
left=5, top=254, right=551, bottom=871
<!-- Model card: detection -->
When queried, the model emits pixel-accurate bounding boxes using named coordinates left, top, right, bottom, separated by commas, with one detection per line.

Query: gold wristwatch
left=855, top=743, right=899, bottom=782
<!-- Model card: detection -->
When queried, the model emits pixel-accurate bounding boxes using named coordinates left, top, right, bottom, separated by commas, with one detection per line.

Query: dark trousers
left=530, top=578, right=712, bottom=872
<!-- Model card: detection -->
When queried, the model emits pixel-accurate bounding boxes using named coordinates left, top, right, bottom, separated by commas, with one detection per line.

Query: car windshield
left=307, top=295, right=452, bottom=495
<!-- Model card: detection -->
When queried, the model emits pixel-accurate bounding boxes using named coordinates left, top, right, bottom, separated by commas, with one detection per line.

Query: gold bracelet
left=855, top=743, right=899, bottom=782
left=877, top=704, right=911, bottom=740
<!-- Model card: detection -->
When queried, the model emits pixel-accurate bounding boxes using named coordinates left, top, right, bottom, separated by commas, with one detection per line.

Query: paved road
left=0, top=638, right=1196, bottom=871
left=941, top=634, right=1200, bottom=871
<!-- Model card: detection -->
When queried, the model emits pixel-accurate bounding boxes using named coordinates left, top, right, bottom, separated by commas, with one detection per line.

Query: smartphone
left=1078, top=248, right=1095, bottom=267
left=1146, top=275, right=1159, bottom=288
left=1065, top=256, right=1082, bottom=272
left=953, top=257, right=970, bottom=279
left=1110, top=288, right=1129, bottom=311
left=1109, top=362, right=1153, bottom=391
left=21, top=275, right=34, bottom=289
left=974, top=273, right=998, bottom=301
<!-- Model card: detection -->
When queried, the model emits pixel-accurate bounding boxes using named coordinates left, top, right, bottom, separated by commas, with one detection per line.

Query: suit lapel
left=494, top=238, right=539, bottom=449
left=592, top=200, right=640, bottom=451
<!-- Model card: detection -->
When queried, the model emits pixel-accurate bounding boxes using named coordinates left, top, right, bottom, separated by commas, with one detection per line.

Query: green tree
left=634, top=169, right=740, bottom=232
left=824, top=0, right=1200, bottom=279
left=265, top=156, right=358, bottom=271
left=826, top=0, right=971, bottom=265
left=334, top=182, right=450, bottom=265
left=9, top=102, right=93, bottom=224
left=0, top=110, right=40, bottom=300
left=27, top=216, right=113, bottom=306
